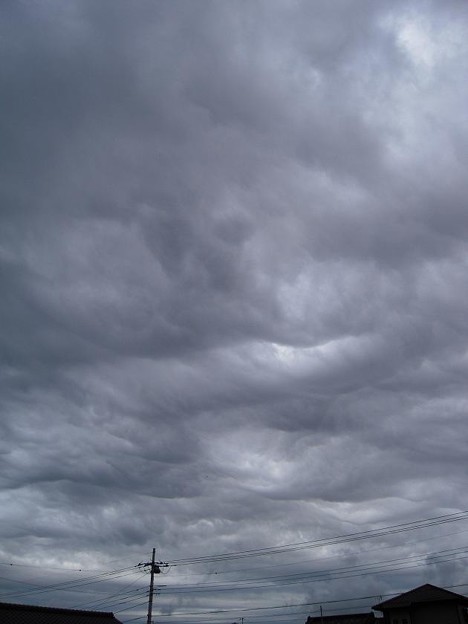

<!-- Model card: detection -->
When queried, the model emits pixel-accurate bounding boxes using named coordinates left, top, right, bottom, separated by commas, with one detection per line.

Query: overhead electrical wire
left=0, top=566, right=139, bottom=600
left=157, top=544, right=468, bottom=594
left=153, top=602, right=376, bottom=623
left=120, top=548, right=468, bottom=622
left=114, top=599, right=152, bottom=615
left=93, top=592, right=149, bottom=612
left=166, top=525, right=468, bottom=579
left=0, top=555, right=147, bottom=572
left=150, top=581, right=468, bottom=621
left=71, top=577, right=147, bottom=611
left=168, top=510, right=468, bottom=565
left=149, top=590, right=397, bottom=618
left=157, top=551, right=468, bottom=594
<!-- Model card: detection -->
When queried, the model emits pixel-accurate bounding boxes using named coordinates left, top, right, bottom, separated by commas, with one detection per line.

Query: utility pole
left=320, top=605, right=323, bottom=624
left=137, top=548, right=165, bottom=624
left=147, top=548, right=156, bottom=624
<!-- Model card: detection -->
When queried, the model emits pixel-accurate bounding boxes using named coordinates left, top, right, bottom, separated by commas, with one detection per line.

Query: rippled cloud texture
left=1, top=1, right=468, bottom=622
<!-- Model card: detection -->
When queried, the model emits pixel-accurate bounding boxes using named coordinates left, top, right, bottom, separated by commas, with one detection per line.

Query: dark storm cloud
left=1, top=0, right=468, bottom=622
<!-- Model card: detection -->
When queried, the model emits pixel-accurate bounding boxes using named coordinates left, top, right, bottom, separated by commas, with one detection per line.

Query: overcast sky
left=1, top=1, right=468, bottom=622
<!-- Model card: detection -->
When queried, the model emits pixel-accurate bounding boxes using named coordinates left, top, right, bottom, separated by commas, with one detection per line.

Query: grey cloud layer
left=1, top=0, right=468, bottom=621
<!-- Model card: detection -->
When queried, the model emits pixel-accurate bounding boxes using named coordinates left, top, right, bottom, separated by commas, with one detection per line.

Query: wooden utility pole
left=137, top=549, right=166, bottom=624
left=147, top=548, right=156, bottom=624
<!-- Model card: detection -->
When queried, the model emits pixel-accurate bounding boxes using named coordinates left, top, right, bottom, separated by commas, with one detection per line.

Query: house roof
left=0, top=601, right=123, bottom=624
left=372, top=584, right=468, bottom=611
left=306, top=613, right=376, bottom=623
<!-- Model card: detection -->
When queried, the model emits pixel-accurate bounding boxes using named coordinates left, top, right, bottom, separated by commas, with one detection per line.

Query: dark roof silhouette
left=0, top=601, right=123, bottom=624
left=306, top=613, right=376, bottom=623
left=372, top=583, right=468, bottom=611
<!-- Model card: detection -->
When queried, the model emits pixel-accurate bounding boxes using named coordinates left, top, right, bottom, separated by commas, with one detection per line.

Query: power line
left=0, top=555, right=146, bottom=572
left=0, top=566, right=139, bottom=599
left=157, top=554, right=468, bottom=595
left=169, top=511, right=468, bottom=566
left=157, top=544, right=468, bottom=593
left=150, top=590, right=396, bottom=618
left=166, top=526, right=468, bottom=579
left=114, top=599, right=152, bottom=614
left=71, top=578, right=147, bottom=611
left=150, top=580, right=468, bottom=620
left=168, top=510, right=468, bottom=565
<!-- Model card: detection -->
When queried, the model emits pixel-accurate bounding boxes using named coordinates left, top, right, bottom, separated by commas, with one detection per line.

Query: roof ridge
left=373, top=583, right=468, bottom=610
left=0, top=601, right=114, bottom=616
